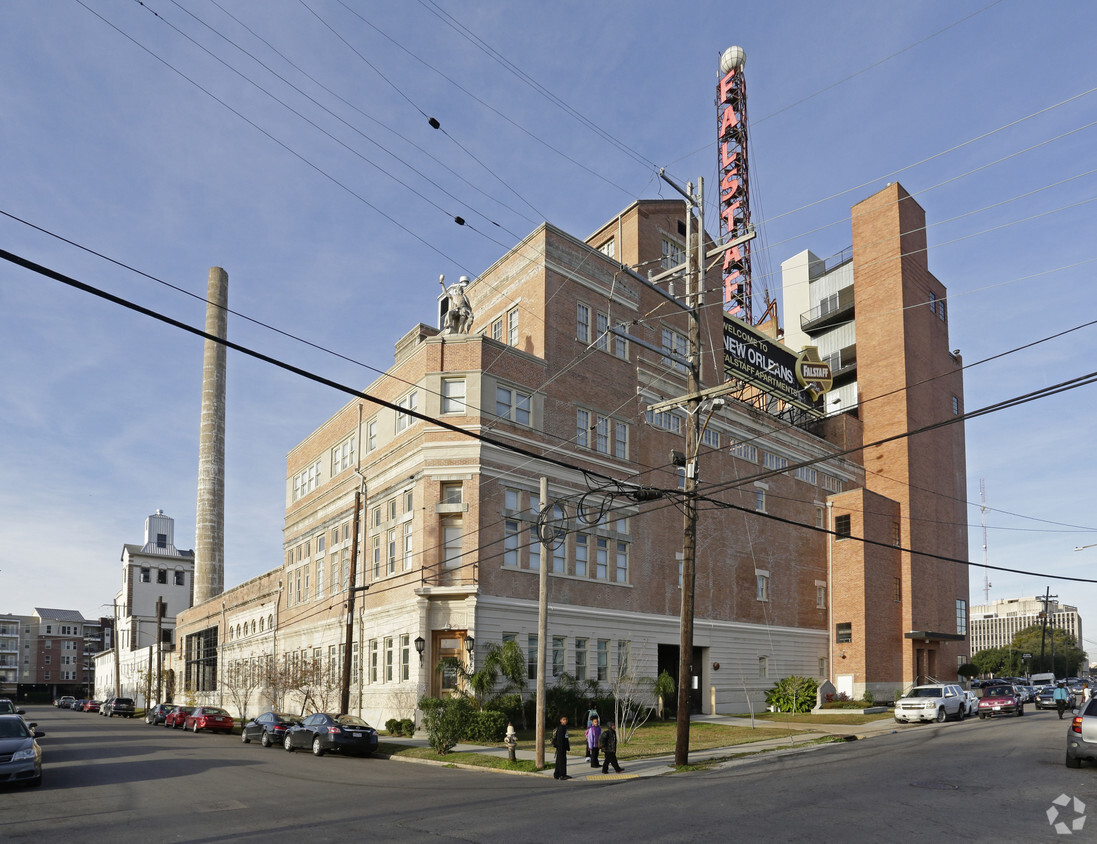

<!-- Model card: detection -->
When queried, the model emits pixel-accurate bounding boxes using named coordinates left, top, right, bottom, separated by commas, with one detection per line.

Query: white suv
left=894, top=684, right=967, bottom=723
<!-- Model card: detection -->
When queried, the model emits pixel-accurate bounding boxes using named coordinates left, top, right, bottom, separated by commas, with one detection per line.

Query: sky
left=2, top=0, right=1095, bottom=656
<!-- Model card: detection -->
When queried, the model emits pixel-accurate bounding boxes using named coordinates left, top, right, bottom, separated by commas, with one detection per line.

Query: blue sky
left=2, top=0, right=1095, bottom=657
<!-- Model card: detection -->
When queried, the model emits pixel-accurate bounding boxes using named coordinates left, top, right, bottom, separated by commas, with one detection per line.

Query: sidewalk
left=383, top=713, right=901, bottom=781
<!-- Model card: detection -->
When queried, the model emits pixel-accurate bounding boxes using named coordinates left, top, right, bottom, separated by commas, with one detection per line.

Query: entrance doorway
left=657, top=644, right=704, bottom=715
left=430, top=630, right=470, bottom=698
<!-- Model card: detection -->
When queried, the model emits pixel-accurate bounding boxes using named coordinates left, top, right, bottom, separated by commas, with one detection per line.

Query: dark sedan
left=164, top=705, right=195, bottom=729
left=0, top=714, right=44, bottom=787
left=241, top=711, right=298, bottom=748
left=282, top=713, right=378, bottom=757
left=978, top=684, right=1024, bottom=718
left=1035, top=686, right=1058, bottom=710
left=145, top=703, right=173, bottom=725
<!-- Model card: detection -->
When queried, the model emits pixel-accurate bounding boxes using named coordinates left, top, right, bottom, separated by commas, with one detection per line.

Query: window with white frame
left=442, top=517, right=463, bottom=568
left=292, top=460, right=322, bottom=501
left=763, top=452, right=788, bottom=471
left=754, top=484, right=767, bottom=512
left=552, top=636, right=565, bottom=677
left=596, top=640, right=609, bottom=681
left=400, top=634, right=410, bottom=681
left=616, top=541, right=629, bottom=583
left=503, top=520, right=520, bottom=568
left=701, top=427, right=719, bottom=448
left=598, top=238, right=615, bottom=258
left=576, top=409, right=590, bottom=448
left=491, top=317, right=503, bottom=342
left=613, top=325, right=628, bottom=360
left=594, top=415, right=610, bottom=453
left=403, top=522, right=413, bottom=571
left=756, top=571, right=769, bottom=601
left=575, top=638, right=588, bottom=681
left=507, top=307, right=519, bottom=346
left=496, top=386, right=532, bottom=426
left=387, top=529, right=397, bottom=575
left=759, top=656, right=769, bottom=678
left=595, top=537, right=608, bottom=579
left=366, top=420, right=377, bottom=452
left=660, top=327, right=689, bottom=373
left=577, top=302, right=591, bottom=343
left=614, top=421, right=628, bottom=459
left=595, top=311, right=609, bottom=352
left=575, top=534, right=588, bottom=577
left=371, top=534, right=381, bottom=580
left=441, top=378, right=466, bottom=414
left=331, top=436, right=355, bottom=476
left=795, top=465, right=817, bottom=484
left=645, top=408, right=682, bottom=434
left=384, top=637, right=394, bottom=682
left=661, top=237, right=685, bottom=270
left=396, top=391, right=418, bottom=432
left=730, top=442, right=757, bottom=462
left=440, top=482, right=462, bottom=504
left=816, top=584, right=826, bottom=608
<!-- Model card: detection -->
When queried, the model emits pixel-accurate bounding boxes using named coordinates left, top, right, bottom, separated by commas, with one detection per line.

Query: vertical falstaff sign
left=722, top=315, right=830, bottom=415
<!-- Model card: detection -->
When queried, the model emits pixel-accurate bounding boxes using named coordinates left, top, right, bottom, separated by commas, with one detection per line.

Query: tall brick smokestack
left=194, top=267, right=227, bottom=604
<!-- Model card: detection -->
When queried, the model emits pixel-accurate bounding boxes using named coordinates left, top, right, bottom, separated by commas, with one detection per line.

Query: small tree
left=653, top=670, right=675, bottom=720
left=419, top=695, right=474, bottom=755
left=223, top=658, right=264, bottom=722
left=609, top=641, right=656, bottom=744
left=765, top=675, right=818, bottom=714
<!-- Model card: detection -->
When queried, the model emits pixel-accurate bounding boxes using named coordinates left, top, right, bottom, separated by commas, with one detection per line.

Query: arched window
left=259, top=617, right=265, bottom=633
left=268, top=614, right=274, bottom=631
left=251, top=619, right=256, bottom=635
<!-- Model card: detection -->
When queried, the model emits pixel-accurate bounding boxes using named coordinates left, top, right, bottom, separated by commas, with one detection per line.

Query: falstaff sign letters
left=723, top=315, right=832, bottom=415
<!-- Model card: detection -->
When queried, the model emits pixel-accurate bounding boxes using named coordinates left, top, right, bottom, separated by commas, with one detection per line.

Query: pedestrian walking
left=551, top=715, right=571, bottom=780
left=1054, top=681, right=1071, bottom=719
left=586, top=716, right=602, bottom=769
left=599, top=721, right=623, bottom=774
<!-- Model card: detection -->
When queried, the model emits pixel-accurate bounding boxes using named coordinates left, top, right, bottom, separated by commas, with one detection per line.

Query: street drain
left=910, top=781, right=958, bottom=790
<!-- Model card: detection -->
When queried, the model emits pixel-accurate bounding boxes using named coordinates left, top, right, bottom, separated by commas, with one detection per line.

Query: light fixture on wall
left=414, top=636, right=425, bottom=664
left=464, top=635, right=475, bottom=670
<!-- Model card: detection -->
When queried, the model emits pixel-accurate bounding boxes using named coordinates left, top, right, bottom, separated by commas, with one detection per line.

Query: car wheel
left=284, top=733, right=295, bottom=752
left=261, top=732, right=272, bottom=748
left=312, top=737, right=325, bottom=757
left=935, top=707, right=946, bottom=723
left=1067, top=753, right=1083, bottom=769
left=956, top=706, right=965, bottom=721
left=242, top=731, right=250, bottom=743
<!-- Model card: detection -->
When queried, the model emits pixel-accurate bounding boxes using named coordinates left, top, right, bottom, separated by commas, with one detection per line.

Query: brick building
left=172, top=182, right=967, bottom=721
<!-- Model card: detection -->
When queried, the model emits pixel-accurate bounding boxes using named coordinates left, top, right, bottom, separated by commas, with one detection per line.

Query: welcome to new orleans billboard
left=723, top=315, right=832, bottom=415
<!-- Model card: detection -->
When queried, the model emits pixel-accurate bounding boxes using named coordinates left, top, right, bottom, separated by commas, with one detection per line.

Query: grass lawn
left=727, top=711, right=894, bottom=726
left=514, top=720, right=795, bottom=759
left=379, top=742, right=539, bottom=773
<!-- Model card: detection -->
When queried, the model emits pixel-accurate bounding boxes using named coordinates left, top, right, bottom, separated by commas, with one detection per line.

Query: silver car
left=1066, top=697, right=1097, bottom=767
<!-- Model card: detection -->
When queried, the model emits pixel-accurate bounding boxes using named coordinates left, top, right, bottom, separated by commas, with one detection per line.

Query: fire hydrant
left=504, top=722, right=518, bottom=762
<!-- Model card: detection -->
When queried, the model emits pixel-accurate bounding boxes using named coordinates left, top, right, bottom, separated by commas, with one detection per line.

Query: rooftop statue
left=439, top=274, right=474, bottom=335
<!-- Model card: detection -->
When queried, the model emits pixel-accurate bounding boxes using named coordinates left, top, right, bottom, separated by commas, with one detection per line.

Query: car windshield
left=333, top=715, right=372, bottom=728
left=0, top=718, right=30, bottom=739
left=910, top=688, right=944, bottom=697
left=985, top=686, right=1012, bottom=696
left=203, top=708, right=229, bottom=716
left=0, top=701, right=16, bottom=714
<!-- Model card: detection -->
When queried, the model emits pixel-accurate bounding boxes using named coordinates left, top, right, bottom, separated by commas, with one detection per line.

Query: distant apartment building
left=0, top=615, right=23, bottom=698
left=970, top=596, right=1083, bottom=654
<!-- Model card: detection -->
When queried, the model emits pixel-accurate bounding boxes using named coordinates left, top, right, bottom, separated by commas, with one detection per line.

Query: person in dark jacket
left=551, top=715, right=571, bottom=779
left=599, top=721, right=623, bottom=774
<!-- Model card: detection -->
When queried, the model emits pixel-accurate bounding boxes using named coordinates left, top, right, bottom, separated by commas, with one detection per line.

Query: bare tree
left=609, top=640, right=656, bottom=744
left=223, top=657, right=264, bottom=722
left=260, top=656, right=293, bottom=713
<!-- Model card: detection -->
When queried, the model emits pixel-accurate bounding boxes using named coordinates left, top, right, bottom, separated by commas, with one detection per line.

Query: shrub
left=465, top=710, right=508, bottom=743
left=488, top=693, right=525, bottom=727
left=862, top=689, right=875, bottom=705
left=418, top=695, right=474, bottom=754
left=400, top=718, right=415, bottom=736
left=765, top=675, right=819, bottom=714
left=385, top=718, right=402, bottom=736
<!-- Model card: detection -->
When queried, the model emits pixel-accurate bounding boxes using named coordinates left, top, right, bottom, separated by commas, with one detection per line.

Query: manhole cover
left=910, top=781, right=958, bottom=790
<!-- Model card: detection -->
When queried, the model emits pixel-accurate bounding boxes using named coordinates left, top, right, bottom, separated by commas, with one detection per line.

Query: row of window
left=227, top=614, right=275, bottom=641
left=576, top=303, right=629, bottom=360
left=488, top=307, right=520, bottom=347
left=367, top=635, right=412, bottom=684
left=138, top=567, right=186, bottom=586
left=576, top=409, right=629, bottom=457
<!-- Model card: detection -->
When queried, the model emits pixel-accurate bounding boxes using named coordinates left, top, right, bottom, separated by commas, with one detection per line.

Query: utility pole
left=535, top=476, right=549, bottom=769
left=156, top=596, right=163, bottom=703
left=112, top=600, right=121, bottom=698
left=341, top=487, right=364, bottom=714
left=1039, top=587, right=1057, bottom=672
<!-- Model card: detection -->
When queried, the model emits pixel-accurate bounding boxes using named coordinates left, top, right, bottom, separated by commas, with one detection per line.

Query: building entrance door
left=430, top=631, right=468, bottom=698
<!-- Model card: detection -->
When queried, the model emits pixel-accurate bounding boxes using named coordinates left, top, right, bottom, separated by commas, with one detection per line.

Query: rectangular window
left=400, top=634, right=410, bottom=681
left=387, top=529, right=397, bottom=575
left=369, top=639, right=378, bottom=683
left=403, top=522, right=414, bottom=571
left=442, top=517, right=463, bottom=568
left=388, top=499, right=397, bottom=521
left=595, top=415, right=609, bottom=454
left=952, top=395, right=960, bottom=416
left=701, top=427, right=720, bottom=449
left=645, top=408, right=682, bottom=434
left=174, top=570, right=185, bottom=586
left=372, top=535, right=381, bottom=580
left=575, top=534, right=588, bottom=577
left=367, top=420, right=377, bottom=451
left=660, top=327, right=688, bottom=373
left=440, top=482, right=462, bottom=504
left=140, top=567, right=150, bottom=583
left=661, top=237, right=685, bottom=270
left=595, top=537, right=608, bottom=580
left=617, top=640, right=630, bottom=677
left=577, top=303, right=591, bottom=343
left=503, top=520, right=520, bottom=568
left=820, top=474, right=842, bottom=493
left=507, top=307, right=519, bottom=346
left=928, top=291, right=937, bottom=315
left=552, top=636, right=565, bottom=677
left=552, top=534, right=566, bottom=574
left=574, top=408, right=591, bottom=448
left=616, top=541, right=629, bottom=583
left=442, top=378, right=466, bottom=414
left=835, top=514, right=852, bottom=539
left=316, top=563, right=324, bottom=599
left=575, top=638, right=588, bottom=681
left=613, top=325, right=628, bottom=360
left=894, top=577, right=902, bottom=603
left=763, top=452, right=789, bottom=471
left=491, top=318, right=503, bottom=341
left=157, top=569, right=167, bottom=584
left=496, top=386, right=532, bottom=426
left=614, top=422, right=628, bottom=459
left=759, top=656, right=769, bottom=678
left=756, top=573, right=769, bottom=602
left=795, top=466, right=817, bottom=484
left=893, top=522, right=902, bottom=547
left=529, top=526, right=540, bottom=571
left=504, top=488, right=520, bottom=511
left=596, top=640, right=609, bottom=681
left=342, top=549, right=350, bottom=592
left=730, top=442, right=758, bottom=462
left=598, top=238, right=615, bottom=258
left=527, top=634, right=538, bottom=681
left=384, top=637, right=394, bottom=683
left=836, top=622, right=852, bottom=643
left=331, top=437, right=355, bottom=475
left=816, top=585, right=826, bottom=609
left=396, top=391, right=418, bottom=432
left=754, top=485, right=766, bottom=512
left=595, top=311, right=609, bottom=352
left=956, top=599, right=968, bottom=636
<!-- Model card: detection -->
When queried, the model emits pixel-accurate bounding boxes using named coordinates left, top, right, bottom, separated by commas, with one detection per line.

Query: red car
left=164, top=705, right=195, bottom=729
left=978, top=684, right=1024, bottom=718
left=82, top=700, right=102, bottom=713
left=184, top=706, right=235, bottom=734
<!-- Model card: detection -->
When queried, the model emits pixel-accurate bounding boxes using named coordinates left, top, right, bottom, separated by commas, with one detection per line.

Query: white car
left=893, top=684, right=968, bottom=723
left=962, top=690, right=979, bottom=716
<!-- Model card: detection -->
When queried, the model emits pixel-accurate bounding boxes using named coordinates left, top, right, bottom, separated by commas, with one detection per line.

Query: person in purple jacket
left=585, top=716, right=602, bottom=769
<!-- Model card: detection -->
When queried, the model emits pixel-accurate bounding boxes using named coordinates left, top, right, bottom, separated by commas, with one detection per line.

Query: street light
left=1074, top=543, right=1097, bottom=552
left=414, top=636, right=425, bottom=665
left=464, top=636, right=475, bottom=671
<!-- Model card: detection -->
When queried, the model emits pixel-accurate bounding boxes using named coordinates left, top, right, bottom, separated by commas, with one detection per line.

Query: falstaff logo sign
left=723, top=315, right=832, bottom=414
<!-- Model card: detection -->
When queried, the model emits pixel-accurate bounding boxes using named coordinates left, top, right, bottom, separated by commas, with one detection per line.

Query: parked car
left=282, top=713, right=379, bottom=757
left=102, top=697, right=135, bottom=718
left=0, top=714, right=44, bottom=788
left=184, top=706, right=235, bottom=734
left=1067, top=696, right=1097, bottom=767
left=165, top=705, right=195, bottom=729
left=0, top=699, right=27, bottom=717
left=962, top=690, right=979, bottom=717
left=1035, top=686, right=1058, bottom=710
left=55, top=695, right=76, bottom=709
left=82, top=700, right=102, bottom=713
left=893, top=684, right=967, bottom=723
left=71, top=699, right=87, bottom=711
left=978, top=684, right=1024, bottom=718
left=146, top=703, right=174, bottom=726
left=241, top=712, right=298, bottom=747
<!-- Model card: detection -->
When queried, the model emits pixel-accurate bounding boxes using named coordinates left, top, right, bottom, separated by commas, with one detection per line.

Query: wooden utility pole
left=535, top=476, right=550, bottom=769
left=341, top=488, right=363, bottom=714
left=156, top=596, right=163, bottom=703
